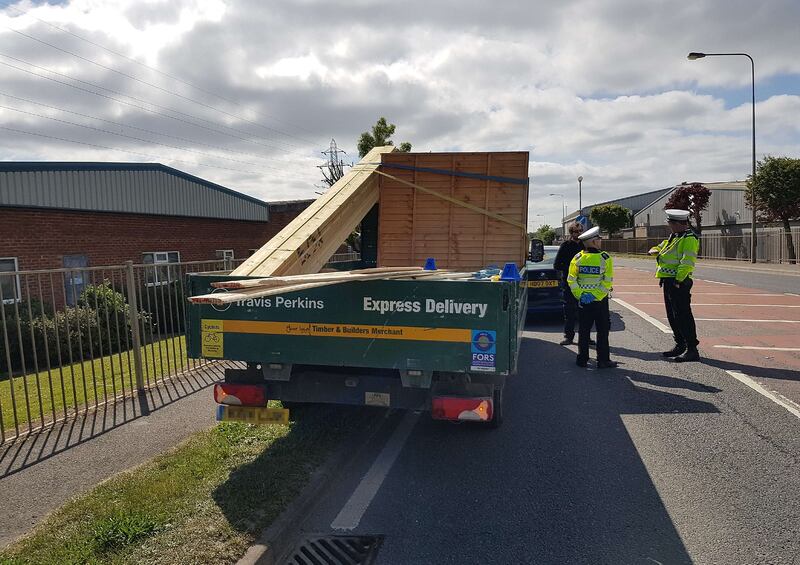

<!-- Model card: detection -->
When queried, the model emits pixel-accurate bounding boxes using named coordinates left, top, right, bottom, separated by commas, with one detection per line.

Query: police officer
left=568, top=227, right=617, bottom=369
left=649, top=209, right=700, bottom=362
left=554, top=222, right=584, bottom=345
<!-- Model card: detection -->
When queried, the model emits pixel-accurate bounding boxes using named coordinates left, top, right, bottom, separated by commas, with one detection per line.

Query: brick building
left=0, top=162, right=312, bottom=304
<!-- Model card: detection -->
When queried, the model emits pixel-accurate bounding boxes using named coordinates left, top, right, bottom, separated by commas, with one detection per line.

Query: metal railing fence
left=0, top=258, right=244, bottom=443
left=602, top=227, right=800, bottom=264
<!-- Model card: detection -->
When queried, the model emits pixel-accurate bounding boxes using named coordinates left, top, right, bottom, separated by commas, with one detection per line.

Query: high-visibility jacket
left=649, top=230, right=699, bottom=281
left=568, top=249, right=613, bottom=300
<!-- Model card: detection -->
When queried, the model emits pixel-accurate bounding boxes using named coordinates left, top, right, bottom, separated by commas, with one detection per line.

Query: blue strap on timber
left=367, top=162, right=530, bottom=186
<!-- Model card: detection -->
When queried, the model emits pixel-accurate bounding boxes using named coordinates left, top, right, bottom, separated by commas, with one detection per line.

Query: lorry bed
left=186, top=272, right=526, bottom=420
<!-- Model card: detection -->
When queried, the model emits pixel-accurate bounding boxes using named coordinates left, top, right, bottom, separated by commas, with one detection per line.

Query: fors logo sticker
left=471, top=330, right=496, bottom=354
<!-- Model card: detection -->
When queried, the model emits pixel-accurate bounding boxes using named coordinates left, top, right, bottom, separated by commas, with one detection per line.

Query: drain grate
left=283, top=534, right=384, bottom=565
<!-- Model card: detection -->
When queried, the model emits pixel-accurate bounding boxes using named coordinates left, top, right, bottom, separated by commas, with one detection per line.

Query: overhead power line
left=4, top=18, right=321, bottom=148
left=0, top=53, right=311, bottom=157
left=0, top=102, right=305, bottom=175
left=0, top=90, right=311, bottom=167
left=3, top=3, right=320, bottom=138
left=0, top=124, right=307, bottom=178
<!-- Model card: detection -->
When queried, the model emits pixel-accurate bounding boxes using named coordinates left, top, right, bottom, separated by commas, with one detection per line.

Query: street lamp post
left=577, top=176, right=583, bottom=211
left=688, top=51, right=757, bottom=263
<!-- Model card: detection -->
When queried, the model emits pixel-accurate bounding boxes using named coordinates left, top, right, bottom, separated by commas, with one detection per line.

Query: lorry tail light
left=213, top=383, right=266, bottom=407
left=432, top=396, right=493, bottom=422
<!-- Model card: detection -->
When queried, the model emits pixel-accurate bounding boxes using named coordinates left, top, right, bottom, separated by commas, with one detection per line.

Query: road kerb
left=236, top=408, right=397, bottom=565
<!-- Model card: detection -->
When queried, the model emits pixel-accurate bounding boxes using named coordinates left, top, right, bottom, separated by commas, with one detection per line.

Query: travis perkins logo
left=211, top=289, right=324, bottom=313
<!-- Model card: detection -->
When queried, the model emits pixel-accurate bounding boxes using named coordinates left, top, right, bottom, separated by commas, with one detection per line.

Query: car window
left=538, top=254, right=556, bottom=266
left=528, top=247, right=558, bottom=267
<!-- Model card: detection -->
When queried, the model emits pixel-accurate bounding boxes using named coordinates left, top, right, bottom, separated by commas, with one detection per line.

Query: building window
left=0, top=257, right=21, bottom=304
left=142, top=251, right=180, bottom=286
left=216, top=249, right=235, bottom=260
left=63, top=254, right=89, bottom=306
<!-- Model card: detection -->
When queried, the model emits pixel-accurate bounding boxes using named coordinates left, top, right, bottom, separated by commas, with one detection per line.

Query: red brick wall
left=0, top=205, right=309, bottom=271
left=0, top=204, right=312, bottom=308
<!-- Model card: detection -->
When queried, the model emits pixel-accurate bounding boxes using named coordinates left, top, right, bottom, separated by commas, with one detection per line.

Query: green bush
left=137, top=282, right=186, bottom=336
left=0, top=282, right=153, bottom=380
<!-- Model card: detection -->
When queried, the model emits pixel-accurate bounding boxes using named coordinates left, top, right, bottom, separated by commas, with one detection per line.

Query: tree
left=746, top=156, right=800, bottom=264
left=357, top=117, right=412, bottom=157
left=533, top=224, right=556, bottom=245
left=665, top=182, right=711, bottom=234
left=590, top=204, right=630, bottom=237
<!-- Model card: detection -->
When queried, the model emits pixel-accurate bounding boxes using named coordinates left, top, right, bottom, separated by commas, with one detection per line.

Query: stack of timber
left=377, top=151, right=529, bottom=270
left=188, top=267, right=473, bottom=306
left=232, top=145, right=398, bottom=277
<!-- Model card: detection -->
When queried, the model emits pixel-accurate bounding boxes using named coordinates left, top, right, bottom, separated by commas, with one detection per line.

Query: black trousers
left=577, top=297, right=610, bottom=363
left=561, top=281, right=578, bottom=339
left=662, top=277, right=699, bottom=349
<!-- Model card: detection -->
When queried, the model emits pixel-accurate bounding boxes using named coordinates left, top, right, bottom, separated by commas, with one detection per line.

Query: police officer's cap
left=665, top=209, right=690, bottom=221
left=578, top=226, right=601, bottom=240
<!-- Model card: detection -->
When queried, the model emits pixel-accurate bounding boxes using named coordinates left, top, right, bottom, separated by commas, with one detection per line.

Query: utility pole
left=318, top=138, right=350, bottom=187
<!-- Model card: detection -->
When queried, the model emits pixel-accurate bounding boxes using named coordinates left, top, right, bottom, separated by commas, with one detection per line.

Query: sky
left=0, top=0, right=798, bottom=230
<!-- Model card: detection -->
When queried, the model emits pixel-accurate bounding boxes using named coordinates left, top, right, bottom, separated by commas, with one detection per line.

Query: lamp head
left=577, top=176, right=583, bottom=182
left=687, top=52, right=706, bottom=60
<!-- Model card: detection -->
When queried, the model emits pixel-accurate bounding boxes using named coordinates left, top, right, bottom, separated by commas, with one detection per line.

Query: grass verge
left=0, top=402, right=376, bottom=564
left=1, top=336, right=189, bottom=434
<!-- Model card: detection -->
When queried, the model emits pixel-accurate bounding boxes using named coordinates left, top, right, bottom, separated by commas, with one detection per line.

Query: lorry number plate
left=218, top=405, right=289, bottom=425
left=526, top=280, right=558, bottom=288
left=365, top=392, right=390, bottom=407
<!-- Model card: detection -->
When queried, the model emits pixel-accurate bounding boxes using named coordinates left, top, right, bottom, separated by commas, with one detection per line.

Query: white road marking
left=693, top=318, right=800, bottom=323
left=696, top=279, right=735, bottom=286
left=611, top=298, right=672, bottom=333
left=331, top=411, right=419, bottom=531
left=725, top=370, right=800, bottom=420
left=635, top=303, right=800, bottom=308
left=714, top=345, right=800, bottom=352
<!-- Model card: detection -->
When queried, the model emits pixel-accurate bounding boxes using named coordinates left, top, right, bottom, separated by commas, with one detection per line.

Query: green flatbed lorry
left=186, top=269, right=527, bottom=427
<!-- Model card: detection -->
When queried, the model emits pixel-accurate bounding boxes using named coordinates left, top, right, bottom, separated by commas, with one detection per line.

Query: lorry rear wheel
left=488, top=383, right=504, bottom=428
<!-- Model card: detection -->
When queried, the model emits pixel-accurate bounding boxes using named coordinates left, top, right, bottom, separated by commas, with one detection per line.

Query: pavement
left=284, top=264, right=800, bottom=564
left=0, top=363, right=223, bottom=548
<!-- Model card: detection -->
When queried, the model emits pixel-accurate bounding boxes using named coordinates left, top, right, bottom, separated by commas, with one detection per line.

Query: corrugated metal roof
left=563, top=187, right=674, bottom=222
left=0, top=162, right=269, bottom=222
left=634, top=181, right=749, bottom=227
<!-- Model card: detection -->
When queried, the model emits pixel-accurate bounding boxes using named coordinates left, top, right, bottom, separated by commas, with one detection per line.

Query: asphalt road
left=293, top=288, right=800, bottom=564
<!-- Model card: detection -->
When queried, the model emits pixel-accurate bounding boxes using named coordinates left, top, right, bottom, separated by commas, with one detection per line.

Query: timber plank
left=233, top=146, right=396, bottom=277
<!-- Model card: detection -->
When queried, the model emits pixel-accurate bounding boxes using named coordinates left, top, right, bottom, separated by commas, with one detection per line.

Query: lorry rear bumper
left=267, top=370, right=430, bottom=410
left=224, top=364, right=504, bottom=413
